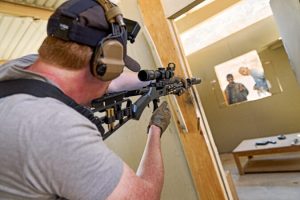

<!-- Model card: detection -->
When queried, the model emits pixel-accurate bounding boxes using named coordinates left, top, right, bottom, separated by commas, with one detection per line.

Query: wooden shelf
left=232, top=133, right=300, bottom=175
left=244, top=156, right=300, bottom=173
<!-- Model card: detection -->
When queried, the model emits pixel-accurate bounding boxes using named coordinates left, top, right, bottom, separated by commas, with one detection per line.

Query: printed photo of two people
left=215, top=50, right=271, bottom=106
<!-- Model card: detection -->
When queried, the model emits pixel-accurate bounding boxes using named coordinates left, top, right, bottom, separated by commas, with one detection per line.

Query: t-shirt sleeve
left=22, top=98, right=123, bottom=200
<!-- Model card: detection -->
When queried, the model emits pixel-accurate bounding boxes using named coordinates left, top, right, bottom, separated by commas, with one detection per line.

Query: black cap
left=47, top=0, right=140, bottom=72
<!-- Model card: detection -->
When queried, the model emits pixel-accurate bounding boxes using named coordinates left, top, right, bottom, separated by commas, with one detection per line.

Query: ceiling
left=177, top=0, right=274, bottom=55
left=0, top=0, right=124, bottom=63
left=0, top=0, right=65, bottom=62
left=174, top=0, right=240, bottom=33
left=0, top=0, right=278, bottom=64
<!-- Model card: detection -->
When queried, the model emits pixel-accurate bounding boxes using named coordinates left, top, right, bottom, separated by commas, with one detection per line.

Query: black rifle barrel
left=188, top=78, right=201, bottom=85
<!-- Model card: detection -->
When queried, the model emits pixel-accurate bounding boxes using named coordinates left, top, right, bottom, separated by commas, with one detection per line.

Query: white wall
left=270, top=0, right=300, bottom=86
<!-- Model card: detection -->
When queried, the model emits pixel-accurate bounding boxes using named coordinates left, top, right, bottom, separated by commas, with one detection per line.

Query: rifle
left=90, top=63, right=201, bottom=140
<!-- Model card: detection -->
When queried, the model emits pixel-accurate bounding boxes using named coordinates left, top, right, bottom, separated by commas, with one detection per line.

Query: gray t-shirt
left=0, top=55, right=123, bottom=200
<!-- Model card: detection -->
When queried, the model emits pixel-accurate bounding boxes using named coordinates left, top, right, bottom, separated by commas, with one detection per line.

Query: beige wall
left=105, top=1, right=198, bottom=199
left=186, top=16, right=300, bottom=153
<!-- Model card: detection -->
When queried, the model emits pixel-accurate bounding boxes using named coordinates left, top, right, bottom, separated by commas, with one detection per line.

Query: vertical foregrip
left=132, top=87, right=156, bottom=120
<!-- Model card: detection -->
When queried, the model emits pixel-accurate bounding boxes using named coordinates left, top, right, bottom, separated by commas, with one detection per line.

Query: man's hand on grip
left=148, top=101, right=171, bottom=136
left=172, top=76, right=188, bottom=95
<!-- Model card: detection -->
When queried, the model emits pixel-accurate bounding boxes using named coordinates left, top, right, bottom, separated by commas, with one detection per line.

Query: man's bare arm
left=107, top=71, right=150, bottom=93
left=107, top=102, right=170, bottom=200
left=107, top=125, right=163, bottom=200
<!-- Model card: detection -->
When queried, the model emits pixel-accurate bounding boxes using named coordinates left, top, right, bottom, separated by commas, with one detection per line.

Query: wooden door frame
left=138, top=1, right=234, bottom=199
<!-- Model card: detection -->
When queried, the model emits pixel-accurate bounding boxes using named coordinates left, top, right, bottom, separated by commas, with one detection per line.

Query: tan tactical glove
left=148, top=101, right=171, bottom=136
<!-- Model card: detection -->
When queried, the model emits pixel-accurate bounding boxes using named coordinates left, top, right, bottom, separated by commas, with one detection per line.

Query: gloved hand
left=172, top=76, right=187, bottom=87
left=172, top=76, right=188, bottom=96
left=148, top=101, right=171, bottom=136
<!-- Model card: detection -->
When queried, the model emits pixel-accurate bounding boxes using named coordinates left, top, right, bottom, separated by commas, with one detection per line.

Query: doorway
left=170, top=0, right=300, bottom=199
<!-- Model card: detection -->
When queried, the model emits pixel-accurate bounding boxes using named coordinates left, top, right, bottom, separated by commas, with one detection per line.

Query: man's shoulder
left=0, top=54, right=38, bottom=68
left=0, top=94, right=123, bottom=200
left=0, top=94, right=96, bottom=132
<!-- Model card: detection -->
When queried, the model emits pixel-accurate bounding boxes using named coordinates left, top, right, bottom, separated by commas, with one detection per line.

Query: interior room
left=171, top=0, right=300, bottom=199
left=1, top=0, right=300, bottom=199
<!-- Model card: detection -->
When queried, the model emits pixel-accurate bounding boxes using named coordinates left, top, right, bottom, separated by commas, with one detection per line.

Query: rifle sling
left=0, top=79, right=105, bottom=135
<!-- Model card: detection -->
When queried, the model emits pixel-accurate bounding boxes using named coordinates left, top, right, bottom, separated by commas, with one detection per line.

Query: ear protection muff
left=91, top=38, right=125, bottom=81
left=90, top=0, right=126, bottom=81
